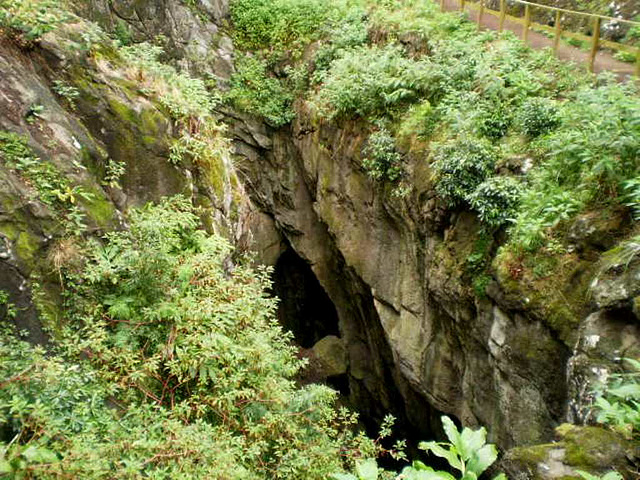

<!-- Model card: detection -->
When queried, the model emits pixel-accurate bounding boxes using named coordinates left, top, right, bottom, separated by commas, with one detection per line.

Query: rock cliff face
left=2, top=0, right=640, bottom=476
left=0, top=11, right=250, bottom=345
left=229, top=105, right=569, bottom=448
left=230, top=102, right=640, bottom=472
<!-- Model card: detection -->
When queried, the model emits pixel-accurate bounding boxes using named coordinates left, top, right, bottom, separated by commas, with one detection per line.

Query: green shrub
left=362, top=127, right=403, bottom=182
left=622, top=177, right=640, bottom=221
left=52, top=80, right=80, bottom=109
left=397, top=100, right=439, bottom=140
left=478, top=105, right=511, bottom=140
left=229, top=0, right=332, bottom=49
left=226, top=54, right=295, bottom=127
left=593, top=358, right=640, bottom=439
left=120, top=43, right=219, bottom=120
left=315, top=45, right=436, bottom=119
left=0, top=197, right=379, bottom=478
left=432, top=139, right=497, bottom=207
left=333, top=415, right=505, bottom=480
left=468, top=176, right=522, bottom=228
left=509, top=187, right=586, bottom=252
left=517, top=98, right=560, bottom=137
left=312, top=7, right=369, bottom=80
left=505, top=81, right=640, bottom=252
left=0, top=0, right=69, bottom=43
left=112, top=19, right=132, bottom=46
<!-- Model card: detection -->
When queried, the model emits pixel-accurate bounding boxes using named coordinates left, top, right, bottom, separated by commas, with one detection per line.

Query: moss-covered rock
left=312, top=335, right=348, bottom=377
left=501, top=424, right=638, bottom=479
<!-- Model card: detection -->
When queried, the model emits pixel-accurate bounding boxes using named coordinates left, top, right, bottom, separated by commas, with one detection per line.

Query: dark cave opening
left=271, top=246, right=350, bottom=396
left=271, top=247, right=341, bottom=349
left=270, top=245, right=443, bottom=466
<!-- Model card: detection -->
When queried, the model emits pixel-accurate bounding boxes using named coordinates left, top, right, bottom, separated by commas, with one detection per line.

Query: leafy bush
left=416, top=415, right=503, bottom=480
left=229, top=0, right=332, bottom=49
left=397, top=100, right=439, bottom=141
left=593, top=358, right=640, bottom=439
left=517, top=98, right=560, bottom=137
left=52, top=80, right=80, bottom=110
left=468, top=176, right=522, bottom=228
left=577, top=471, right=623, bottom=480
left=506, top=81, right=640, bottom=251
left=312, top=7, right=369, bottom=78
left=120, top=43, right=219, bottom=120
left=432, top=139, right=497, bottom=207
left=362, top=127, right=403, bottom=182
left=315, top=45, right=436, bottom=119
left=0, top=0, right=69, bottom=44
left=0, top=197, right=379, bottom=478
left=0, top=131, right=92, bottom=234
left=226, top=54, right=295, bottom=127
left=332, top=415, right=505, bottom=480
left=102, top=158, right=126, bottom=189
left=622, top=177, right=640, bottom=221
left=478, top=105, right=511, bottom=141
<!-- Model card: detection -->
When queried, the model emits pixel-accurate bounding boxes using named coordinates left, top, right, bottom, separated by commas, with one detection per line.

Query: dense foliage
left=226, top=54, right=296, bottom=127
left=0, top=198, right=379, bottom=478
left=229, top=0, right=332, bottom=50
left=593, top=358, right=640, bottom=440
left=362, top=127, right=404, bottom=182
left=315, top=45, right=434, bottom=120
left=0, top=0, right=69, bottom=44
left=227, top=0, right=639, bottom=258
left=332, top=416, right=504, bottom=480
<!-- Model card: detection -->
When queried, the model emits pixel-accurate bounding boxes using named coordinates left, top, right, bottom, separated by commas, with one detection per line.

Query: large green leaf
left=21, top=446, right=58, bottom=464
left=399, top=465, right=457, bottom=480
left=459, top=426, right=487, bottom=460
left=0, top=459, right=11, bottom=474
left=331, top=474, right=358, bottom=480
left=466, top=444, right=497, bottom=476
left=441, top=416, right=462, bottom=452
left=607, top=383, right=640, bottom=399
left=355, top=458, right=379, bottom=480
left=576, top=471, right=623, bottom=480
left=418, top=441, right=463, bottom=472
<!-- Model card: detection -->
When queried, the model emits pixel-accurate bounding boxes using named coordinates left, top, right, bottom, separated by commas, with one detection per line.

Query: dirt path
left=442, top=0, right=636, bottom=81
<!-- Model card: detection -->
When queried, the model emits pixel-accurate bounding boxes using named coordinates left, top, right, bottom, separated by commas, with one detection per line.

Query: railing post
left=553, top=10, right=562, bottom=55
left=461, top=0, right=466, bottom=12
left=499, top=0, right=506, bottom=32
left=523, top=4, right=531, bottom=43
left=589, top=16, right=601, bottom=73
left=440, top=0, right=445, bottom=12
left=478, top=0, right=485, bottom=29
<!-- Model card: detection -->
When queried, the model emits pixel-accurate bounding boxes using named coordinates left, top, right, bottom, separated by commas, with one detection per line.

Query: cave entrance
left=271, top=247, right=340, bottom=348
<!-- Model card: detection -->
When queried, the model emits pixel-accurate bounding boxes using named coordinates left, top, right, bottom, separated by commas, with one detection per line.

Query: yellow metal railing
left=440, top=0, right=640, bottom=76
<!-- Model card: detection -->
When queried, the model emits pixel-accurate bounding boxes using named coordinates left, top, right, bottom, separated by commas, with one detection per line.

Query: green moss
left=0, top=223, right=20, bottom=242
left=139, top=108, right=166, bottom=135
left=16, top=230, right=41, bottom=269
left=79, top=185, right=115, bottom=228
left=561, top=425, right=628, bottom=469
left=107, top=97, right=138, bottom=124
left=508, top=443, right=554, bottom=466
left=494, top=250, right=593, bottom=345
left=199, top=154, right=226, bottom=200
left=31, top=279, right=64, bottom=338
